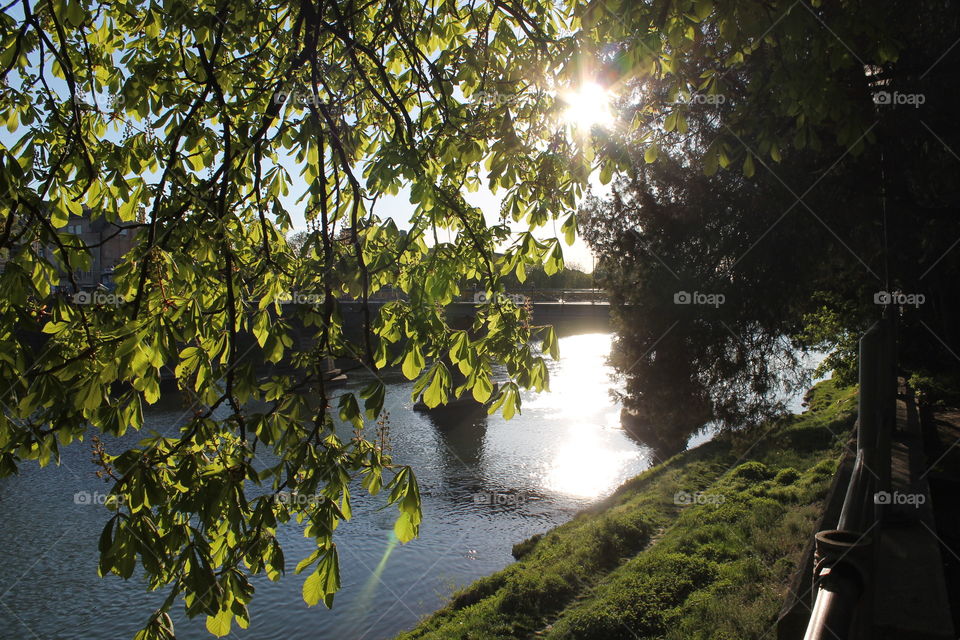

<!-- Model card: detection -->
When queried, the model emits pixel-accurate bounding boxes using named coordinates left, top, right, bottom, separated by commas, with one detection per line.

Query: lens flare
left=562, top=82, right=614, bottom=130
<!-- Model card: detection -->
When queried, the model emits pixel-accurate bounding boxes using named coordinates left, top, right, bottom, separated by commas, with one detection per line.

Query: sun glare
left=562, top=82, right=614, bottom=130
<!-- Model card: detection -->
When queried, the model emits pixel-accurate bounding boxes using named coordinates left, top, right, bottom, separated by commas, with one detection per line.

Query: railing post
left=876, top=307, right=897, bottom=515
left=858, top=324, right=882, bottom=496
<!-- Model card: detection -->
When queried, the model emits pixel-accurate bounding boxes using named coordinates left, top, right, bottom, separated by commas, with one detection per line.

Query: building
left=49, top=212, right=139, bottom=291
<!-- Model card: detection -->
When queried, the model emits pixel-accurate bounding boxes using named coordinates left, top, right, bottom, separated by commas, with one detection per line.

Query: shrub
left=449, top=571, right=510, bottom=610
left=497, top=570, right=576, bottom=616
left=512, top=533, right=542, bottom=560
left=594, top=513, right=652, bottom=568
left=731, top=461, right=773, bottom=481
left=774, top=468, right=800, bottom=484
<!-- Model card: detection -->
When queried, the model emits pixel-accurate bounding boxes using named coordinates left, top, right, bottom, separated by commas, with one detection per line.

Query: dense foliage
left=0, top=0, right=593, bottom=636
left=579, top=0, right=960, bottom=456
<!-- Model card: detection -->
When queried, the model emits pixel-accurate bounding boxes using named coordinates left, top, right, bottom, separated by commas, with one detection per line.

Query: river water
left=0, top=332, right=661, bottom=640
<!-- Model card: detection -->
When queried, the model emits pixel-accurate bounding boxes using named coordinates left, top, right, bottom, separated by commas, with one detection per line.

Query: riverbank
left=395, top=379, right=858, bottom=640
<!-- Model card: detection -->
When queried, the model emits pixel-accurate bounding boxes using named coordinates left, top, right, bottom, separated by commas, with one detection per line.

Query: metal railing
left=803, top=312, right=896, bottom=640
left=489, top=288, right=608, bottom=303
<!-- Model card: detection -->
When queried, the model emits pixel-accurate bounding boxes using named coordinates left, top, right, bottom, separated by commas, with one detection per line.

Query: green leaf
left=362, top=467, right=383, bottom=496
left=664, top=111, right=678, bottom=132
left=543, top=241, right=564, bottom=276
left=205, top=610, right=232, bottom=638
left=394, top=510, right=419, bottom=543
left=515, top=259, right=527, bottom=283
left=401, top=345, right=425, bottom=380
left=390, top=467, right=422, bottom=543
left=502, top=385, right=519, bottom=420
left=644, top=144, right=659, bottom=163
left=42, top=321, right=68, bottom=334
left=561, top=214, right=577, bottom=246
left=252, top=312, right=270, bottom=347
left=448, top=331, right=469, bottom=365
left=599, top=161, right=613, bottom=185
left=360, top=381, right=386, bottom=419
left=337, top=393, right=362, bottom=428
left=542, top=326, right=560, bottom=360
left=142, top=376, right=160, bottom=405
left=488, top=383, right=521, bottom=420
left=422, top=363, right=450, bottom=408
left=303, top=548, right=341, bottom=608
left=472, top=373, right=493, bottom=403
left=695, top=0, right=714, bottom=21
left=66, top=0, right=85, bottom=27
left=5, top=108, right=18, bottom=133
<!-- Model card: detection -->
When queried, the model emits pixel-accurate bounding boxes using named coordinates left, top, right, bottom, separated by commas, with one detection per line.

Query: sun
left=562, top=82, right=615, bottom=131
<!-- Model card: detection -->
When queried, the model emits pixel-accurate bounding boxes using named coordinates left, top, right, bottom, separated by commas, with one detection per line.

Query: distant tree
left=286, top=230, right=310, bottom=257
left=502, top=265, right=594, bottom=290
left=580, top=0, right=960, bottom=455
left=582, top=141, right=876, bottom=457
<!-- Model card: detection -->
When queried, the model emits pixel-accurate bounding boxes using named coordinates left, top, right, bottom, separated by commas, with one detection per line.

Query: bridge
left=339, top=289, right=611, bottom=329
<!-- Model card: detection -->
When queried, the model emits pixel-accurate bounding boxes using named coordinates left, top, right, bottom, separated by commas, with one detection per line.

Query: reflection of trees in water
left=419, top=401, right=555, bottom=515
left=417, top=400, right=559, bottom=519
left=416, top=329, right=622, bottom=514
left=419, top=401, right=489, bottom=467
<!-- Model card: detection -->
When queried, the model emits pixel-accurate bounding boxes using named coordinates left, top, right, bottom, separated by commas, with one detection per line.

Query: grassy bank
left=396, top=380, right=858, bottom=640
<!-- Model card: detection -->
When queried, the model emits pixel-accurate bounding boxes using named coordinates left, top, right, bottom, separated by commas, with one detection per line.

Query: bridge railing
left=517, top=288, right=605, bottom=302
left=475, top=288, right=607, bottom=303
left=802, top=311, right=896, bottom=640
left=334, top=289, right=611, bottom=306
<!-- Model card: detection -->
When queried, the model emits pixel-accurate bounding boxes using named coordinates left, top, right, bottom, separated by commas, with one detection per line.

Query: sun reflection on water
left=531, top=333, right=645, bottom=499
left=545, top=428, right=638, bottom=498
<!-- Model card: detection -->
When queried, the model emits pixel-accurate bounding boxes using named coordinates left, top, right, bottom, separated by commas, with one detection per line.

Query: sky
left=0, top=11, right=612, bottom=275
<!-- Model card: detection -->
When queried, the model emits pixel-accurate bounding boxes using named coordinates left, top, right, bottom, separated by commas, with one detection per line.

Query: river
left=0, top=332, right=664, bottom=640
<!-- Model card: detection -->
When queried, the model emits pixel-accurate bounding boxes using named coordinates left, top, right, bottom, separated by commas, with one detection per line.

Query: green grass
left=395, top=380, right=858, bottom=640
